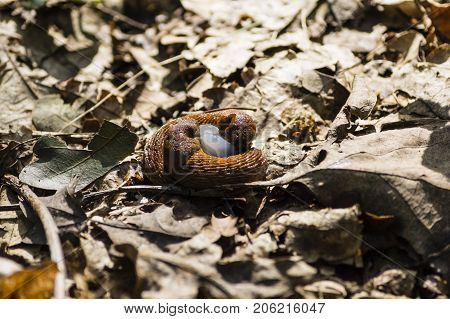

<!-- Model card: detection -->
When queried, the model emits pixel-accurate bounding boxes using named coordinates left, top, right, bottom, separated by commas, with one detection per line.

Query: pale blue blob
left=199, top=124, right=234, bottom=157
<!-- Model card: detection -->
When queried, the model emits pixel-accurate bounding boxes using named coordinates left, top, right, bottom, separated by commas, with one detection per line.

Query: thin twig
left=30, top=131, right=94, bottom=138
left=204, top=107, right=258, bottom=113
left=4, top=175, right=66, bottom=299
left=0, top=204, right=20, bottom=212
left=1, top=44, right=40, bottom=99
left=82, top=184, right=235, bottom=202
left=0, top=184, right=250, bottom=213
left=182, top=107, right=258, bottom=116
left=95, top=4, right=148, bottom=30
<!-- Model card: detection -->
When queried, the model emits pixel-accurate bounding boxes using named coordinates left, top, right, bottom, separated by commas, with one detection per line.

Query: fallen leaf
left=190, top=28, right=267, bottom=78
left=323, top=25, right=386, bottom=53
left=347, top=75, right=379, bottom=118
left=32, top=94, right=83, bottom=132
left=297, top=280, right=347, bottom=299
left=181, top=0, right=313, bottom=31
left=297, top=121, right=450, bottom=258
left=19, top=121, right=138, bottom=191
left=40, top=180, right=85, bottom=230
left=122, top=203, right=210, bottom=238
left=366, top=268, right=416, bottom=297
left=0, top=262, right=57, bottom=299
left=424, top=0, right=450, bottom=42
left=0, top=60, right=34, bottom=132
left=386, top=30, right=425, bottom=63
left=273, top=206, right=362, bottom=263
left=328, top=0, right=364, bottom=25
left=0, top=257, right=22, bottom=277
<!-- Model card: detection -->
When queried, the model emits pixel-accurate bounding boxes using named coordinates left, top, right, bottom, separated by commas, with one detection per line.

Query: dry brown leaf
left=424, top=0, right=450, bottom=42
left=0, top=262, right=57, bottom=299
left=298, top=122, right=449, bottom=258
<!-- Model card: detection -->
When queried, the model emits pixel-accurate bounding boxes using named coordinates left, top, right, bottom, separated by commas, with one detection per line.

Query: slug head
left=164, top=120, right=201, bottom=172
left=219, top=113, right=256, bottom=153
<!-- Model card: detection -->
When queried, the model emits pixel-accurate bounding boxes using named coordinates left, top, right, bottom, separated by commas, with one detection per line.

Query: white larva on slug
left=199, top=124, right=234, bottom=157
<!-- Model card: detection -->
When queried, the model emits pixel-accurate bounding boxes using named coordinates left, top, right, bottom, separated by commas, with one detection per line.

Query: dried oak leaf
left=19, top=121, right=138, bottom=192
left=297, top=121, right=450, bottom=258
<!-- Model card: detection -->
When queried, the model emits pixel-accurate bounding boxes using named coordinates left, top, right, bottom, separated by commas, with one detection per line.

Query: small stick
left=82, top=184, right=234, bottom=202
left=95, top=4, right=148, bottom=30
left=0, top=184, right=252, bottom=213
left=30, top=131, right=94, bottom=138
left=2, top=44, right=39, bottom=100
left=204, top=107, right=257, bottom=113
left=0, top=204, right=20, bottom=211
left=4, top=175, right=66, bottom=299
left=182, top=107, right=258, bottom=116
left=1, top=44, right=40, bottom=99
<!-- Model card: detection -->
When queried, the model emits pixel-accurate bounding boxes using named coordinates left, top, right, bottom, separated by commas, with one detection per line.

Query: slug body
left=143, top=110, right=267, bottom=188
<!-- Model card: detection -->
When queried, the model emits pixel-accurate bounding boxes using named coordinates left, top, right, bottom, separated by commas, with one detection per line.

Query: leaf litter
left=0, top=0, right=449, bottom=299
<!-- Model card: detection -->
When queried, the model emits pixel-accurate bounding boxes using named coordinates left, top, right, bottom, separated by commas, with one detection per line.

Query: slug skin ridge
left=144, top=110, right=267, bottom=188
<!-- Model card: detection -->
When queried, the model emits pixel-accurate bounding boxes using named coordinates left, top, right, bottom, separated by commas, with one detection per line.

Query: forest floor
left=0, top=0, right=449, bottom=298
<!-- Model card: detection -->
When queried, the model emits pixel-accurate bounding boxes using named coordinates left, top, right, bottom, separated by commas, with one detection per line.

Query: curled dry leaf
left=122, top=203, right=210, bottom=238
